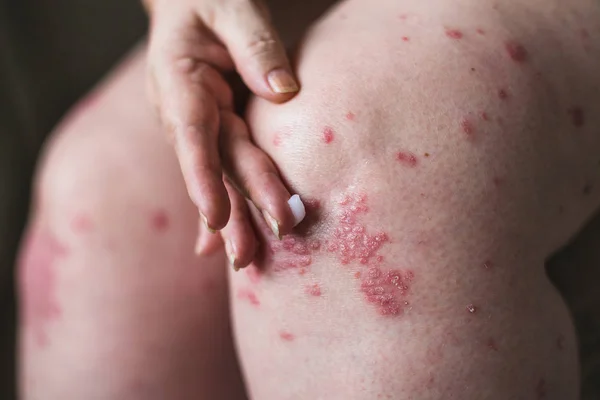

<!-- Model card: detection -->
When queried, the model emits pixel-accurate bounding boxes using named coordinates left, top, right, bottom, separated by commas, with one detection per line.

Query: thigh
left=232, top=0, right=600, bottom=399
left=16, top=46, right=246, bottom=400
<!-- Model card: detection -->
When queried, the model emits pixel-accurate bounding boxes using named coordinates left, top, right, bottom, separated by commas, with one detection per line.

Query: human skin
left=231, top=0, right=600, bottom=398
left=16, top=0, right=600, bottom=399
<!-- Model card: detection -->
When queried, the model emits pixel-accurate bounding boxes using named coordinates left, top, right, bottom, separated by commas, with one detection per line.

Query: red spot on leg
left=398, top=14, right=408, bottom=21
left=466, top=304, right=477, bottom=314
left=279, top=331, right=295, bottom=341
left=346, top=112, right=356, bottom=121
left=445, top=28, right=464, bottom=39
left=402, top=36, right=410, bottom=42
left=151, top=209, right=170, bottom=232
left=476, top=28, right=486, bottom=35
left=498, top=89, right=509, bottom=100
left=480, top=112, right=490, bottom=121
left=505, top=41, right=528, bottom=63
left=487, top=337, right=499, bottom=351
left=70, top=213, right=94, bottom=233
left=18, top=225, right=67, bottom=347
left=567, top=106, right=585, bottom=127
left=246, top=264, right=262, bottom=284
left=323, top=126, right=335, bottom=144
left=461, top=118, right=475, bottom=137
left=272, top=132, right=282, bottom=147
left=492, top=176, right=505, bottom=187
left=360, top=268, right=414, bottom=316
left=237, top=288, right=260, bottom=307
left=396, top=151, right=418, bottom=168
left=306, top=283, right=322, bottom=297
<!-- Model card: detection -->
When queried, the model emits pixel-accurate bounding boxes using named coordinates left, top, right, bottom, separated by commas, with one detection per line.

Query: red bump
left=246, top=264, right=261, bottom=284
left=498, top=89, right=509, bottom=100
left=237, top=288, right=260, bottom=306
left=272, top=133, right=282, bottom=147
left=445, top=28, right=464, bottom=39
left=480, top=112, right=490, bottom=121
left=466, top=304, right=477, bottom=314
left=396, top=151, right=418, bottom=168
left=346, top=112, right=356, bottom=121
left=483, top=260, right=494, bottom=269
left=505, top=41, right=528, bottom=63
left=306, top=283, right=322, bottom=297
left=151, top=210, right=170, bottom=232
left=476, top=28, right=485, bottom=35
left=18, top=226, right=67, bottom=347
left=567, top=106, right=585, bottom=127
left=402, top=36, right=410, bottom=42
left=398, top=14, right=408, bottom=21
left=487, top=337, right=499, bottom=351
left=279, top=331, right=295, bottom=341
left=461, top=118, right=475, bottom=136
left=323, top=126, right=335, bottom=144
left=71, top=213, right=93, bottom=233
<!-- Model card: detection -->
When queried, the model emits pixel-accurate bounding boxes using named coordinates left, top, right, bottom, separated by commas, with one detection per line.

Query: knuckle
left=245, top=32, right=279, bottom=59
left=171, top=57, right=213, bottom=84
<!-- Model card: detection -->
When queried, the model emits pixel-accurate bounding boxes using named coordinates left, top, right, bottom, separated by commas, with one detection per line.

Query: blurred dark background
left=0, top=1, right=146, bottom=397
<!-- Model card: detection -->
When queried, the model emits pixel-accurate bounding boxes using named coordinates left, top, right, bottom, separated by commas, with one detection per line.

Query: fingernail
left=200, top=212, right=216, bottom=234
left=267, top=69, right=299, bottom=94
left=225, top=239, right=238, bottom=271
left=263, top=210, right=281, bottom=240
left=288, top=194, right=306, bottom=227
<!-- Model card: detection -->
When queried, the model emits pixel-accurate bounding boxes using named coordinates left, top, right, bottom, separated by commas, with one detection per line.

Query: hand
left=144, top=0, right=302, bottom=267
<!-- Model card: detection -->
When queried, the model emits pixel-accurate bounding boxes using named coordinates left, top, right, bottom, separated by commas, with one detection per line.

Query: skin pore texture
left=16, top=0, right=600, bottom=399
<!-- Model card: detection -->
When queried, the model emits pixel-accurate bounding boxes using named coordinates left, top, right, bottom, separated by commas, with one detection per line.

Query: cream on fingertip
left=288, top=194, right=306, bottom=227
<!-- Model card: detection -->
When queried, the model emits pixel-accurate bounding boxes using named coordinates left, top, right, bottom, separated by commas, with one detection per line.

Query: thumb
left=202, top=0, right=299, bottom=102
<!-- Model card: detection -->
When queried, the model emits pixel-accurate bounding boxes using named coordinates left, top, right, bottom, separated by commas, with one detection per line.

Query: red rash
left=402, top=36, right=410, bottom=42
left=279, top=331, right=295, bottom=341
left=505, top=41, right=528, bottom=63
left=237, top=288, right=260, bottom=306
left=498, top=89, right=509, bottom=100
left=567, top=106, right=585, bottom=127
left=396, top=151, right=418, bottom=168
left=18, top=225, right=66, bottom=347
left=476, top=28, right=485, bottom=35
left=445, top=29, right=463, bottom=39
left=265, top=193, right=414, bottom=317
left=346, top=112, right=356, bottom=121
left=151, top=209, right=170, bottom=232
left=71, top=213, right=93, bottom=233
left=461, top=118, right=475, bottom=136
left=272, top=133, right=282, bottom=147
left=323, top=126, right=335, bottom=144
left=306, top=284, right=322, bottom=297
left=480, top=112, right=490, bottom=121
left=246, top=264, right=262, bottom=284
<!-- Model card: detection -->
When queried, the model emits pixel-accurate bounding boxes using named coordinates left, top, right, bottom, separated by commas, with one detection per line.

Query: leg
left=232, top=0, right=600, bottom=398
left=16, top=46, right=246, bottom=400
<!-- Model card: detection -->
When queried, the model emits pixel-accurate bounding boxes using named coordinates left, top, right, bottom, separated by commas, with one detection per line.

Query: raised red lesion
left=18, top=224, right=67, bottom=348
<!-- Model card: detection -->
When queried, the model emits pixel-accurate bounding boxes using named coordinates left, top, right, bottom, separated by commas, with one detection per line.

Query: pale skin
left=17, top=0, right=600, bottom=399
